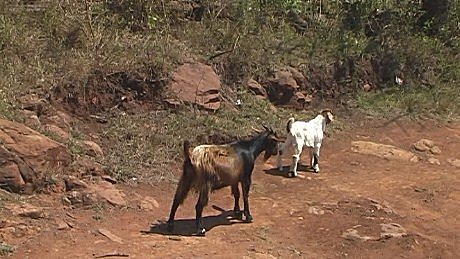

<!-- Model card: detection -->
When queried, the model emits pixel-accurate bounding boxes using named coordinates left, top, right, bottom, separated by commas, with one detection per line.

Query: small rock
left=294, top=91, right=312, bottom=104
left=2, top=226, right=16, bottom=234
left=81, top=140, right=104, bottom=157
left=362, top=83, right=372, bottom=91
left=413, top=139, right=435, bottom=152
left=62, top=196, right=72, bottom=206
left=139, top=196, right=160, bottom=211
left=350, top=161, right=360, bottom=166
left=42, top=112, right=72, bottom=130
left=430, top=146, right=441, bottom=155
left=75, top=156, right=105, bottom=176
left=64, top=176, right=89, bottom=191
left=380, top=223, right=406, bottom=239
left=427, top=157, right=441, bottom=165
left=352, top=141, right=419, bottom=163
left=369, top=199, right=397, bottom=214
left=56, top=220, right=70, bottom=230
left=19, top=110, right=41, bottom=128
left=447, top=158, right=460, bottom=168
left=101, top=175, right=117, bottom=184
left=6, top=204, right=45, bottom=219
left=17, top=94, right=47, bottom=113
left=409, top=156, right=420, bottom=163
left=287, top=66, right=307, bottom=88
left=65, top=190, right=99, bottom=207
left=98, top=228, right=123, bottom=244
left=247, top=79, right=268, bottom=98
left=91, top=181, right=127, bottom=207
left=43, top=124, right=70, bottom=140
left=341, top=228, right=374, bottom=241
left=307, top=206, right=325, bottom=215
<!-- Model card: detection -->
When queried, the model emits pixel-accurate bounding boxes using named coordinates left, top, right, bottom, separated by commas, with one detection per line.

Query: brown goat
left=167, top=126, right=283, bottom=236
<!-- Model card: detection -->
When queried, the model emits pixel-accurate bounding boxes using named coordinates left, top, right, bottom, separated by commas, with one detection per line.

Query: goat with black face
left=167, top=125, right=283, bottom=236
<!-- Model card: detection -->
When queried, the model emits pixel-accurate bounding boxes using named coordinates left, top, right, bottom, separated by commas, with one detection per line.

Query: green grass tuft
left=0, top=242, right=14, bottom=256
left=356, top=82, right=460, bottom=120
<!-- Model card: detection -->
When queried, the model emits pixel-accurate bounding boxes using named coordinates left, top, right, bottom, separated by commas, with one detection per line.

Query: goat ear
left=328, top=112, right=335, bottom=122
left=321, top=109, right=334, bottom=122
left=262, top=124, right=276, bottom=133
left=320, top=109, right=332, bottom=114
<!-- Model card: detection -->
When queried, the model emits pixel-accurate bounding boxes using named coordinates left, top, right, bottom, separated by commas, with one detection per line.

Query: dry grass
left=101, top=91, right=318, bottom=182
left=0, top=0, right=458, bottom=182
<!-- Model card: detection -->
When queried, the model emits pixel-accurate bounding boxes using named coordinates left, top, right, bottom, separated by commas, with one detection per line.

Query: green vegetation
left=0, top=241, right=14, bottom=256
left=1, top=0, right=458, bottom=117
left=0, top=1, right=458, bottom=181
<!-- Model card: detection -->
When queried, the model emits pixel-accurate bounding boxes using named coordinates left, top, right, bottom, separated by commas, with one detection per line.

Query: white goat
left=277, top=109, right=334, bottom=177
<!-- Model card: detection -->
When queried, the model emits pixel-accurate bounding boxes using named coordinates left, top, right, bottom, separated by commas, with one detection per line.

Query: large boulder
left=165, top=62, right=222, bottom=110
left=0, top=119, right=71, bottom=193
left=266, top=67, right=306, bottom=105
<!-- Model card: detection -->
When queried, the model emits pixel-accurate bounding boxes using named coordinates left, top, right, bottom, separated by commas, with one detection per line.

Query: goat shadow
left=143, top=205, right=246, bottom=237
left=264, top=164, right=315, bottom=178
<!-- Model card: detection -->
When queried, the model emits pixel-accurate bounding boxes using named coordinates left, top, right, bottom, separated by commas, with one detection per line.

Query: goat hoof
left=167, top=222, right=174, bottom=232
left=288, top=172, right=296, bottom=178
left=244, top=215, right=253, bottom=222
left=233, top=210, right=243, bottom=220
left=196, top=228, right=206, bottom=236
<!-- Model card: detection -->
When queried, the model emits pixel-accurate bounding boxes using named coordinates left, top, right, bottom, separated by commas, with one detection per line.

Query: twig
left=209, top=35, right=240, bottom=60
left=209, top=49, right=234, bottom=60
left=93, top=252, right=129, bottom=258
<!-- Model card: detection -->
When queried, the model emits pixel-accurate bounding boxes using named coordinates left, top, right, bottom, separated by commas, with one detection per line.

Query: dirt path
left=5, top=119, right=460, bottom=258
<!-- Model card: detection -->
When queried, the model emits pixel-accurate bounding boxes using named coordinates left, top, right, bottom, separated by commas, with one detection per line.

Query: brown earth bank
left=1, top=118, right=460, bottom=259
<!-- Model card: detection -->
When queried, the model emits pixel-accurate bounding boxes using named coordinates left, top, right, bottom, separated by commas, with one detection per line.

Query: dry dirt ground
left=3, top=118, right=460, bottom=258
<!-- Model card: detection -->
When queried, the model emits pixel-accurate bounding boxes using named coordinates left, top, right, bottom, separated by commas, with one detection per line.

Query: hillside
left=0, top=1, right=459, bottom=257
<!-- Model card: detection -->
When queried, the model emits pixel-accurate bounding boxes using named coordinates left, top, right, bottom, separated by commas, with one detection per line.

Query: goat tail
left=183, top=140, right=192, bottom=161
left=286, top=117, right=295, bottom=133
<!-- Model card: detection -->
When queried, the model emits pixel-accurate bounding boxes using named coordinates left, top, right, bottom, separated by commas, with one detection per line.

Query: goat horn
left=252, top=126, right=262, bottom=133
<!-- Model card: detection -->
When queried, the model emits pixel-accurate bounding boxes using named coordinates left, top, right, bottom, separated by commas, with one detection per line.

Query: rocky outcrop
left=0, top=119, right=71, bottom=193
left=266, top=67, right=309, bottom=106
left=165, top=62, right=222, bottom=110
left=413, top=139, right=441, bottom=154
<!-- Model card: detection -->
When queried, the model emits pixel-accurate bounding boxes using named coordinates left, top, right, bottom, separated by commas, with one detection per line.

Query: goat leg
left=195, top=187, right=209, bottom=236
left=231, top=184, right=242, bottom=219
left=167, top=176, right=192, bottom=232
left=242, top=178, right=253, bottom=222
left=312, top=146, right=320, bottom=173
left=289, top=142, right=302, bottom=177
